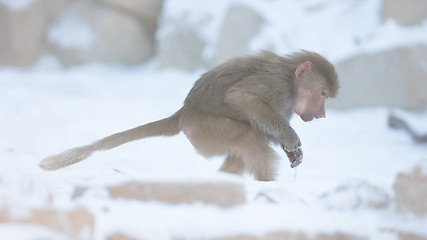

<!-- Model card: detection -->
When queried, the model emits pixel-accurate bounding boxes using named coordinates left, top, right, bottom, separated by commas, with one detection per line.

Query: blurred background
left=1, top=0, right=426, bottom=109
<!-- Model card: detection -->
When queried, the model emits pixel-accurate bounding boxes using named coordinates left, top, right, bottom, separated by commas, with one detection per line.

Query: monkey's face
left=293, top=86, right=329, bottom=122
left=294, top=63, right=330, bottom=122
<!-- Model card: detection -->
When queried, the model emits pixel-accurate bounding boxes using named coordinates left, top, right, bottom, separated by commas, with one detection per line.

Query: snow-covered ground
left=0, top=61, right=426, bottom=240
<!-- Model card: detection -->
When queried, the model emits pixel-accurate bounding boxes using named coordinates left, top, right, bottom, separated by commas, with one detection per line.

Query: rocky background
left=1, top=0, right=427, bottom=109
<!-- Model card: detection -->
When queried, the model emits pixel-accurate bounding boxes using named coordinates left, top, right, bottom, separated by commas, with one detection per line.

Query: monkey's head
left=290, top=51, right=339, bottom=122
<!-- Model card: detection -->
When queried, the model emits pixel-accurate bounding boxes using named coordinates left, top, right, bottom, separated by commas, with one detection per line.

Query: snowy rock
left=330, top=45, right=427, bottom=109
left=210, top=4, right=265, bottom=67
left=156, top=3, right=264, bottom=70
left=107, top=231, right=364, bottom=240
left=0, top=0, right=161, bottom=67
left=399, top=232, right=427, bottom=240
left=47, top=0, right=155, bottom=66
left=0, top=0, right=70, bottom=66
left=157, top=27, right=206, bottom=70
left=0, top=207, right=94, bottom=239
left=393, top=160, right=427, bottom=217
left=107, top=181, right=246, bottom=207
left=320, top=181, right=390, bottom=211
left=382, top=0, right=427, bottom=26
left=99, top=0, right=163, bottom=31
left=108, top=233, right=138, bottom=240
left=156, top=0, right=222, bottom=70
left=199, top=231, right=363, bottom=240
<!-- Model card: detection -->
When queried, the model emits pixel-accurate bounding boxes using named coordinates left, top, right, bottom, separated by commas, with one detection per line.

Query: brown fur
left=40, top=50, right=339, bottom=181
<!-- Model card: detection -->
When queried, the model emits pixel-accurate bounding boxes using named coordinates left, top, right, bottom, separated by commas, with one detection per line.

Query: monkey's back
left=183, top=51, right=293, bottom=121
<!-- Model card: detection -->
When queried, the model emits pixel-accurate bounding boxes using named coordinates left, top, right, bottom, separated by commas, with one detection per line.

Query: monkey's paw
left=280, top=129, right=302, bottom=154
left=283, top=146, right=303, bottom=168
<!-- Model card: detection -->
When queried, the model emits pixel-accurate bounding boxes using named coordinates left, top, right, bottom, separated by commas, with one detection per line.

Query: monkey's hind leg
left=181, top=112, right=277, bottom=181
left=219, top=152, right=245, bottom=175
left=239, top=132, right=278, bottom=181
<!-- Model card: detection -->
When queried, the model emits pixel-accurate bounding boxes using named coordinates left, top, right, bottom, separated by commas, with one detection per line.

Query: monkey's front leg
left=225, top=90, right=303, bottom=168
left=279, top=126, right=303, bottom=168
left=264, top=122, right=304, bottom=168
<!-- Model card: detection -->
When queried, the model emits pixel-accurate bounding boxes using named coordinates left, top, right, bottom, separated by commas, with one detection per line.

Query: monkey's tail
left=39, top=109, right=182, bottom=171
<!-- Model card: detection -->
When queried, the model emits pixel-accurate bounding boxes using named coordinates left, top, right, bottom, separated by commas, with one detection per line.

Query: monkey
left=40, top=50, right=339, bottom=181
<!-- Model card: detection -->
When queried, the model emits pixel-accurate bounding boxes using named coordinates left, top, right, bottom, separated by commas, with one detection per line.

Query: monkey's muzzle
left=283, top=147, right=303, bottom=168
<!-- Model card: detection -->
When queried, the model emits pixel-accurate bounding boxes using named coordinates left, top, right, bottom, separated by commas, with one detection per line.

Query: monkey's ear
left=295, top=61, right=312, bottom=80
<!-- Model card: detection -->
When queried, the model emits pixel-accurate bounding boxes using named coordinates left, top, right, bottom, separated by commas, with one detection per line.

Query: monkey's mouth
left=300, top=114, right=314, bottom=122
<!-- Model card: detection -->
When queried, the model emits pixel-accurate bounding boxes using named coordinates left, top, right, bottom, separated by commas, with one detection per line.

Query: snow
left=1, top=0, right=427, bottom=239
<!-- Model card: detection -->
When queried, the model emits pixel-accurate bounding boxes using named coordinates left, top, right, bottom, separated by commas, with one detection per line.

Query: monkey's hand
left=283, top=146, right=303, bottom=168
left=280, top=128, right=303, bottom=168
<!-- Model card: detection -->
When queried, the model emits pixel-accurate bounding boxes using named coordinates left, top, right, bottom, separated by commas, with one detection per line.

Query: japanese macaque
left=40, top=50, right=339, bottom=181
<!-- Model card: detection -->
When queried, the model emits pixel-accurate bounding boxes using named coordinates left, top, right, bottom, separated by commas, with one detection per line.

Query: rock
left=198, top=231, right=364, bottom=240
left=330, top=45, right=427, bottom=109
left=108, top=233, right=138, bottom=240
left=47, top=0, right=155, bottom=66
left=157, top=28, right=206, bottom=70
left=382, top=0, right=427, bottom=26
left=156, top=1, right=211, bottom=70
left=0, top=0, right=161, bottom=67
left=393, top=161, right=427, bottom=216
left=210, top=5, right=264, bottom=67
left=107, top=181, right=246, bottom=207
left=320, top=181, right=390, bottom=211
left=0, top=0, right=70, bottom=66
left=0, top=207, right=94, bottom=240
left=99, top=0, right=163, bottom=31
left=157, top=3, right=264, bottom=70
left=399, top=232, right=427, bottom=240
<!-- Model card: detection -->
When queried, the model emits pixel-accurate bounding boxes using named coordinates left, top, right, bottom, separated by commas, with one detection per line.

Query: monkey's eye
left=321, top=91, right=328, bottom=97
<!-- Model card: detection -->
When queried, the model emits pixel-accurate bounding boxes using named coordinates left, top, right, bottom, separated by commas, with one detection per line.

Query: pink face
left=297, top=88, right=328, bottom=122
left=293, top=61, right=330, bottom=122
